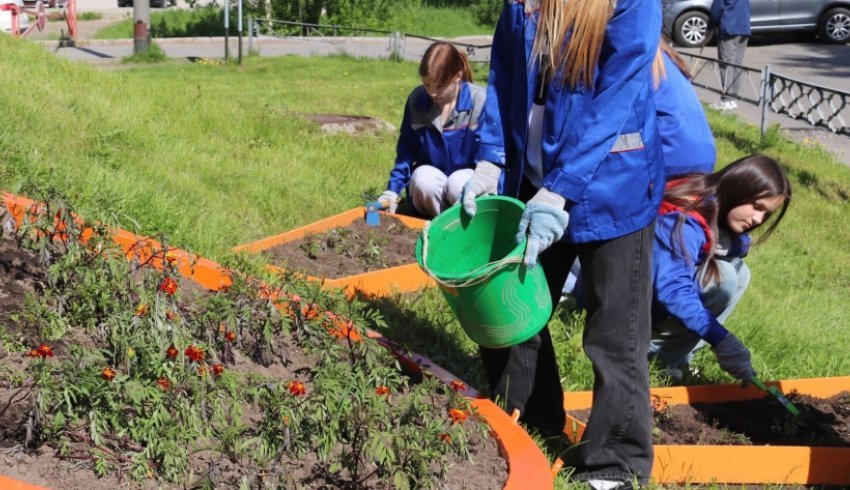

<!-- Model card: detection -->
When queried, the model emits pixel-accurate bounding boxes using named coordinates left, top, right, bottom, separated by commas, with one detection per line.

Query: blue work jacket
left=654, top=52, right=716, bottom=177
left=386, top=82, right=486, bottom=195
left=652, top=211, right=730, bottom=345
left=711, top=0, right=751, bottom=37
left=476, top=0, right=664, bottom=243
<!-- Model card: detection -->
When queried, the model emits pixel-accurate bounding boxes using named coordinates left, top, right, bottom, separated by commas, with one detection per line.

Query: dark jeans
left=478, top=182, right=655, bottom=483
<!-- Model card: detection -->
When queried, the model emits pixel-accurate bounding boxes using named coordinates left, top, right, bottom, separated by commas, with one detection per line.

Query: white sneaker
left=725, top=100, right=738, bottom=110
left=710, top=100, right=737, bottom=111
left=588, top=480, right=626, bottom=490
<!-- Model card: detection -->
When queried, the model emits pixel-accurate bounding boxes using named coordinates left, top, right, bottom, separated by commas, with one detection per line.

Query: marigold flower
left=375, top=386, right=391, bottom=398
left=36, top=344, right=54, bottom=358
left=102, top=367, right=116, bottom=381
left=439, top=433, right=452, bottom=444
left=288, top=380, right=306, bottom=396
left=450, top=380, right=466, bottom=392
left=212, top=364, right=224, bottom=377
left=224, top=330, right=236, bottom=343
left=159, top=277, right=178, bottom=296
left=302, top=303, right=320, bottom=320
left=165, top=310, right=178, bottom=321
left=447, top=408, right=468, bottom=424
left=135, top=303, right=149, bottom=317
left=27, top=349, right=41, bottom=358
left=184, top=345, right=205, bottom=362
left=157, top=378, right=170, bottom=391
left=164, top=251, right=178, bottom=265
left=166, top=344, right=179, bottom=360
left=197, top=365, right=206, bottom=377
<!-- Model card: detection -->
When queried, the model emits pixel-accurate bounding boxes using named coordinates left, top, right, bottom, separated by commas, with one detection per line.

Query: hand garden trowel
left=364, top=198, right=394, bottom=227
left=750, top=376, right=800, bottom=416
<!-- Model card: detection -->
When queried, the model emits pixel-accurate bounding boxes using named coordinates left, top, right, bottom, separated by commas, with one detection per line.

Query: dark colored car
left=664, top=0, right=850, bottom=47
left=117, top=0, right=175, bottom=8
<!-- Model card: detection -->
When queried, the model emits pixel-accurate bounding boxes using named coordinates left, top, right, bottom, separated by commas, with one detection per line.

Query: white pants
left=409, top=165, right=474, bottom=218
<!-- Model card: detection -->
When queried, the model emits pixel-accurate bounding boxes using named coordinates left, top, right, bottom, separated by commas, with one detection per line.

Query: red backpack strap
left=659, top=201, right=713, bottom=255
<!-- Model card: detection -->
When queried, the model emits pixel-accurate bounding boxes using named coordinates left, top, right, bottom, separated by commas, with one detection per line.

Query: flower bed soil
left=263, top=216, right=421, bottom=279
left=0, top=230, right=505, bottom=489
left=571, top=391, right=850, bottom=447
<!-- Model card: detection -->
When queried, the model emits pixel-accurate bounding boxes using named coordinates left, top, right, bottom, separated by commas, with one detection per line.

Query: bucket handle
left=420, top=221, right=523, bottom=289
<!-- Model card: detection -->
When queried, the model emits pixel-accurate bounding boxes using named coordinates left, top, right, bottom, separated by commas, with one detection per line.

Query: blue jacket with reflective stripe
left=711, top=0, right=751, bottom=37
left=386, top=82, right=486, bottom=195
left=652, top=211, right=730, bottom=345
left=655, top=52, right=716, bottom=177
left=476, top=0, right=665, bottom=243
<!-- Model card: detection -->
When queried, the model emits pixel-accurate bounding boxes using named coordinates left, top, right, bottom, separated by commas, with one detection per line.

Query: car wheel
left=819, top=7, right=850, bottom=44
left=673, top=10, right=711, bottom=48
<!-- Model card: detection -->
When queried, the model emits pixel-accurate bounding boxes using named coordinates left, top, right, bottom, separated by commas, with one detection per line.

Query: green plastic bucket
left=416, top=196, right=552, bottom=348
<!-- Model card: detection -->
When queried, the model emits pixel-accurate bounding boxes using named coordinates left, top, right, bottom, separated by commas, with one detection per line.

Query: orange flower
left=159, top=277, right=178, bottom=296
left=37, top=344, right=54, bottom=358
left=450, top=380, right=466, bottom=392
left=166, top=344, right=179, bottom=360
left=165, top=310, right=178, bottom=321
left=184, top=345, right=205, bottom=362
left=302, top=303, right=320, bottom=320
left=157, top=378, right=170, bottom=391
left=101, top=367, right=116, bottom=381
left=212, top=364, right=224, bottom=377
left=27, top=344, right=54, bottom=358
left=197, top=365, right=206, bottom=377
left=439, top=433, right=452, bottom=444
left=375, top=386, right=390, bottom=398
left=447, top=408, right=468, bottom=424
left=224, top=331, right=236, bottom=343
left=164, top=251, right=178, bottom=265
left=135, top=303, right=149, bottom=317
left=288, top=380, right=306, bottom=396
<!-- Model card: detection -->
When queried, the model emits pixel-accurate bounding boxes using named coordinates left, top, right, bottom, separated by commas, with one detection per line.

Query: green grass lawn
left=2, top=34, right=849, bottom=489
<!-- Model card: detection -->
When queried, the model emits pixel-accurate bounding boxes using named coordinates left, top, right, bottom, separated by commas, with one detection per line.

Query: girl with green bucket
left=456, top=0, right=664, bottom=488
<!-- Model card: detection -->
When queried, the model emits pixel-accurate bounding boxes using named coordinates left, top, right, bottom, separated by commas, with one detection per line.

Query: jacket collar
left=414, top=81, right=473, bottom=114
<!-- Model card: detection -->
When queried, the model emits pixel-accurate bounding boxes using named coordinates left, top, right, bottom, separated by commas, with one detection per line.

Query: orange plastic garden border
left=1, top=192, right=553, bottom=490
left=563, top=376, right=850, bottom=485
left=232, top=207, right=435, bottom=298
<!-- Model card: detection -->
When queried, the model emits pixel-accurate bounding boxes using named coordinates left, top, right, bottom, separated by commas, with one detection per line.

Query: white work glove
left=515, top=187, right=569, bottom=268
left=378, top=190, right=399, bottom=214
left=460, top=161, right=502, bottom=217
left=712, top=333, right=757, bottom=382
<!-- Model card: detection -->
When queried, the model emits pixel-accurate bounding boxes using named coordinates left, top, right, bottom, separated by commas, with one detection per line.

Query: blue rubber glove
left=515, top=187, right=569, bottom=268
left=460, top=161, right=502, bottom=217
left=712, top=333, right=757, bottom=381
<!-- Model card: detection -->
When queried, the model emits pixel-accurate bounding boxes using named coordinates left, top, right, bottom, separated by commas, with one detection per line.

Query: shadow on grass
left=364, top=288, right=488, bottom=393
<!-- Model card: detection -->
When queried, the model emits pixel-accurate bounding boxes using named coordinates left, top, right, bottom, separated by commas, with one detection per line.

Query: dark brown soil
left=571, top=391, right=850, bottom=447
left=265, top=215, right=421, bottom=279
left=0, top=233, right=505, bottom=489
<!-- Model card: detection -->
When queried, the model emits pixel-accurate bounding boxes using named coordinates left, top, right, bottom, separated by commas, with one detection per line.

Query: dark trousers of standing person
left=478, top=180, right=655, bottom=483
left=718, top=34, right=749, bottom=101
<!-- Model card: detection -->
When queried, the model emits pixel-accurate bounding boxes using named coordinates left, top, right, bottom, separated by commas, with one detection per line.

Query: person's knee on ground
left=700, top=258, right=750, bottom=321
left=409, top=165, right=449, bottom=218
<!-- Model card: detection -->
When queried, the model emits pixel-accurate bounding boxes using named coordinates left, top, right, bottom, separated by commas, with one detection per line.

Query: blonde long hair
left=652, top=37, right=692, bottom=88
left=531, top=0, right=612, bottom=88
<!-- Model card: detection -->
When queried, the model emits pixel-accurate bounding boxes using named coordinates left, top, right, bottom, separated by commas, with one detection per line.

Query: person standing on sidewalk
left=711, top=0, right=751, bottom=111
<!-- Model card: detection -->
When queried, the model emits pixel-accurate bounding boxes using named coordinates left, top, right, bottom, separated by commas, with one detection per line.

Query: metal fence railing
left=247, top=18, right=492, bottom=63
left=678, top=51, right=850, bottom=139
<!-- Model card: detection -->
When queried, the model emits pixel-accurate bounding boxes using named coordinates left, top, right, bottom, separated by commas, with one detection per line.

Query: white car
left=0, top=0, right=31, bottom=34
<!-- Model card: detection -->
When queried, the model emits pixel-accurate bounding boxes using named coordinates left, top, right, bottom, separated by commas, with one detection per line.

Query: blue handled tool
left=750, top=376, right=800, bottom=416
left=364, top=201, right=382, bottom=227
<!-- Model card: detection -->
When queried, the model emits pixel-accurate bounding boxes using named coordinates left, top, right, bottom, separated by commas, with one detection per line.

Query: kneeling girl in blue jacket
left=651, top=154, right=791, bottom=382
left=379, top=42, right=486, bottom=218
